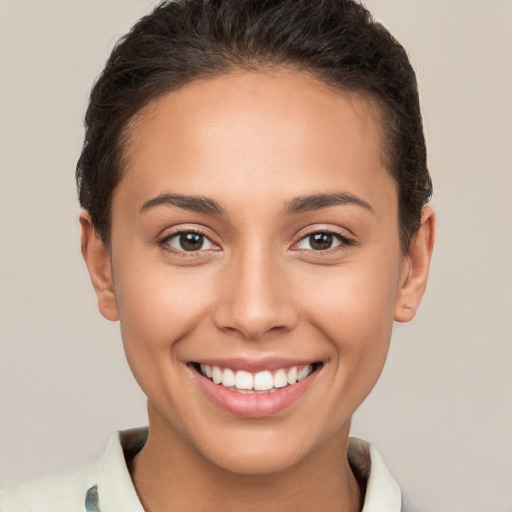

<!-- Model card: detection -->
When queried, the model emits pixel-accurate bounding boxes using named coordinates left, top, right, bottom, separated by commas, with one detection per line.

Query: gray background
left=0, top=1, right=511, bottom=511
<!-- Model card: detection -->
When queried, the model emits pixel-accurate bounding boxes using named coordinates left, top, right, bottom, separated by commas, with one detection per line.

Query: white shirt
left=0, top=428, right=402, bottom=511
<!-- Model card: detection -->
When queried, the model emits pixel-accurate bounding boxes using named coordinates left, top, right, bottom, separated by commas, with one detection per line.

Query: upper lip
left=190, top=357, right=321, bottom=373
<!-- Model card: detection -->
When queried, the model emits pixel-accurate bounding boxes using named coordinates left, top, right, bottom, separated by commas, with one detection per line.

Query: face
left=82, top=70, right=433, bottom=475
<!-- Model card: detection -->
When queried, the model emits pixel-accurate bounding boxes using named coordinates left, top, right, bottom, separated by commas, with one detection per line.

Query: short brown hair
left=77, top=0, right=432, bottom=249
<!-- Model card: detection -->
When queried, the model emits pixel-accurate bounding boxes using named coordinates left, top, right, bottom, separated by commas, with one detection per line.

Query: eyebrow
left=284, top=192, right=374, bottom=215
left=140, top=191, right=373, bottom=216
left=140, top=193, right=225, bottom=215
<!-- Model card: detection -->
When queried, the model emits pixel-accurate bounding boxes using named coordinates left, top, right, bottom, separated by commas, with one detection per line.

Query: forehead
left=117, top=70, right=395, bottom=214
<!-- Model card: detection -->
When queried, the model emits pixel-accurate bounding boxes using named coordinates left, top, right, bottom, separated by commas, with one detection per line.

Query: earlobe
left=79, top=211, right=119, bottom=322
left=394, top=206, right=436, bottom=323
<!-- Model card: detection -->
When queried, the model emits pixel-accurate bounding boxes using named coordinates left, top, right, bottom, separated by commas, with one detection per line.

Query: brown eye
left=179, top=233, right=204, bottom=251
left=163, top=231, right=216, bottom=252
left=309, top=233, right=334, bottom=250
left=295, top=231, right=350, bottom=252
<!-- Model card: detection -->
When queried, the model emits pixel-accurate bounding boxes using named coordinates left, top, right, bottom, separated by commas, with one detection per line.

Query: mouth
left=191, top=362, right=322, bottom=394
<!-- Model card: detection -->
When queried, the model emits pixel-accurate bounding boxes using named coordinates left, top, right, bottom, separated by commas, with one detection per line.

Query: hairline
left=103, top=66, right=402, bottom=249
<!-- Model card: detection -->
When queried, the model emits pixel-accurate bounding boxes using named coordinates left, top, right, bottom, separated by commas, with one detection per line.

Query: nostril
left=212, top=303, right=299, bottom=341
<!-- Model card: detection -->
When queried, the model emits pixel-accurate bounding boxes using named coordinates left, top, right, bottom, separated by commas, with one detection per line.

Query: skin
left=80, top=70, right=435, bottom=511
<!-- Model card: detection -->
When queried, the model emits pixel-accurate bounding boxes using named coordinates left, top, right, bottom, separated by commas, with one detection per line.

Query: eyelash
left=292, top=229, right=354, bottom=254
left=157, top=228, right=353, bottom=256
left=158, top=229, right=219, bottom=257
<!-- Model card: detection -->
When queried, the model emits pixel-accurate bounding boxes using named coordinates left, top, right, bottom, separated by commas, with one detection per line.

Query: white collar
left=90, top=429, right=146, bottom=511
left=88, top=428, right=401, bottom=511
left=348, top=437, right=402, bottom=512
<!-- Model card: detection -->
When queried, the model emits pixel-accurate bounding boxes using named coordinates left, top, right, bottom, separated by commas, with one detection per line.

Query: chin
left=202, top=440, right=310, bottom=475
left=190, top=419, right=345, bottom=476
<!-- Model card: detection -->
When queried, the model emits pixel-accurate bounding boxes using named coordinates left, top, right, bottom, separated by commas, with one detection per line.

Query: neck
left=130, top=420, right=363, bottom=512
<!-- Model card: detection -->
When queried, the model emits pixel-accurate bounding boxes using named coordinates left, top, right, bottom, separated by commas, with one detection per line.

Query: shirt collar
left=89, top=428, right=401, bottom=511
left=348, top=437, right=402, bottom=512
left=93, top=429, right=147, bottom=511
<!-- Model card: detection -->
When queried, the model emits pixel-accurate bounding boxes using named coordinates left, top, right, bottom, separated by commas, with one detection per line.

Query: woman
left=0, top=0, right=434, bottom=510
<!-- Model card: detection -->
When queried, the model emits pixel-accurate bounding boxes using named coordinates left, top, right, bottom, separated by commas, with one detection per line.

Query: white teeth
left=297, top=365, right=313, bottom=382
left=211, top=365, right=223, bottom=384
left=235, top=370, right=253, bottom=390
left=273, top=369, right=288, bottom=388
left=222, top=368, right=236, bottom=387
left=200, top=364, right=212, bottom=379
left=200, top=363, right=317, bottom=392
left=253, top=370, right=273, bottom=391
left=286, top=366, right=297, bottom=385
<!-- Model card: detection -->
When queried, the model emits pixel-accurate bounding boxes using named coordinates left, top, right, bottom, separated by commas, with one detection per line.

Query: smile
left=190, top=360, right=322, bottom=418
left=197, top=364, right=316, bottom=394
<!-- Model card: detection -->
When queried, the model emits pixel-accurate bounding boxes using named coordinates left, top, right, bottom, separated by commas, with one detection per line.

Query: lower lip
left=192, top=367, right=318, bottom=419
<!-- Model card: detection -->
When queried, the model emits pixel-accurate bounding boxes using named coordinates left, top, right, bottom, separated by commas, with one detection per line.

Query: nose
left=212, top=247, right=299, bottom=340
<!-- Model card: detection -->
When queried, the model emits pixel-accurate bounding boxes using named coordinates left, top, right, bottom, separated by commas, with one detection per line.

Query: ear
left=394, top=206, right=436, bottom=323
left=79, top=210, right=119, bottom=322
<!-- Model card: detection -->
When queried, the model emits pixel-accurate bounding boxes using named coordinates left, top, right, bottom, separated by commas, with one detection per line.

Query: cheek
left=302, top=254, right=401, bottom=362
left=113, top=265, right=216, bottom=417
left=114, top=261, right=213, bottom=357
left=303, top=261, right=400, bottom=421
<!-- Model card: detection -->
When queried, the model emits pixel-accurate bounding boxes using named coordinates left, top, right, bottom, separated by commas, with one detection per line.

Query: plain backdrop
left=0, top=1, right=511, bottom=512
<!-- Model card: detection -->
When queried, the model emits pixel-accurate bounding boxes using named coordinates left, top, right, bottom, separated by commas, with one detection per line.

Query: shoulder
left=0, top=456, right=100, bottom=512
left=0, top=428, right=147, bottom=512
